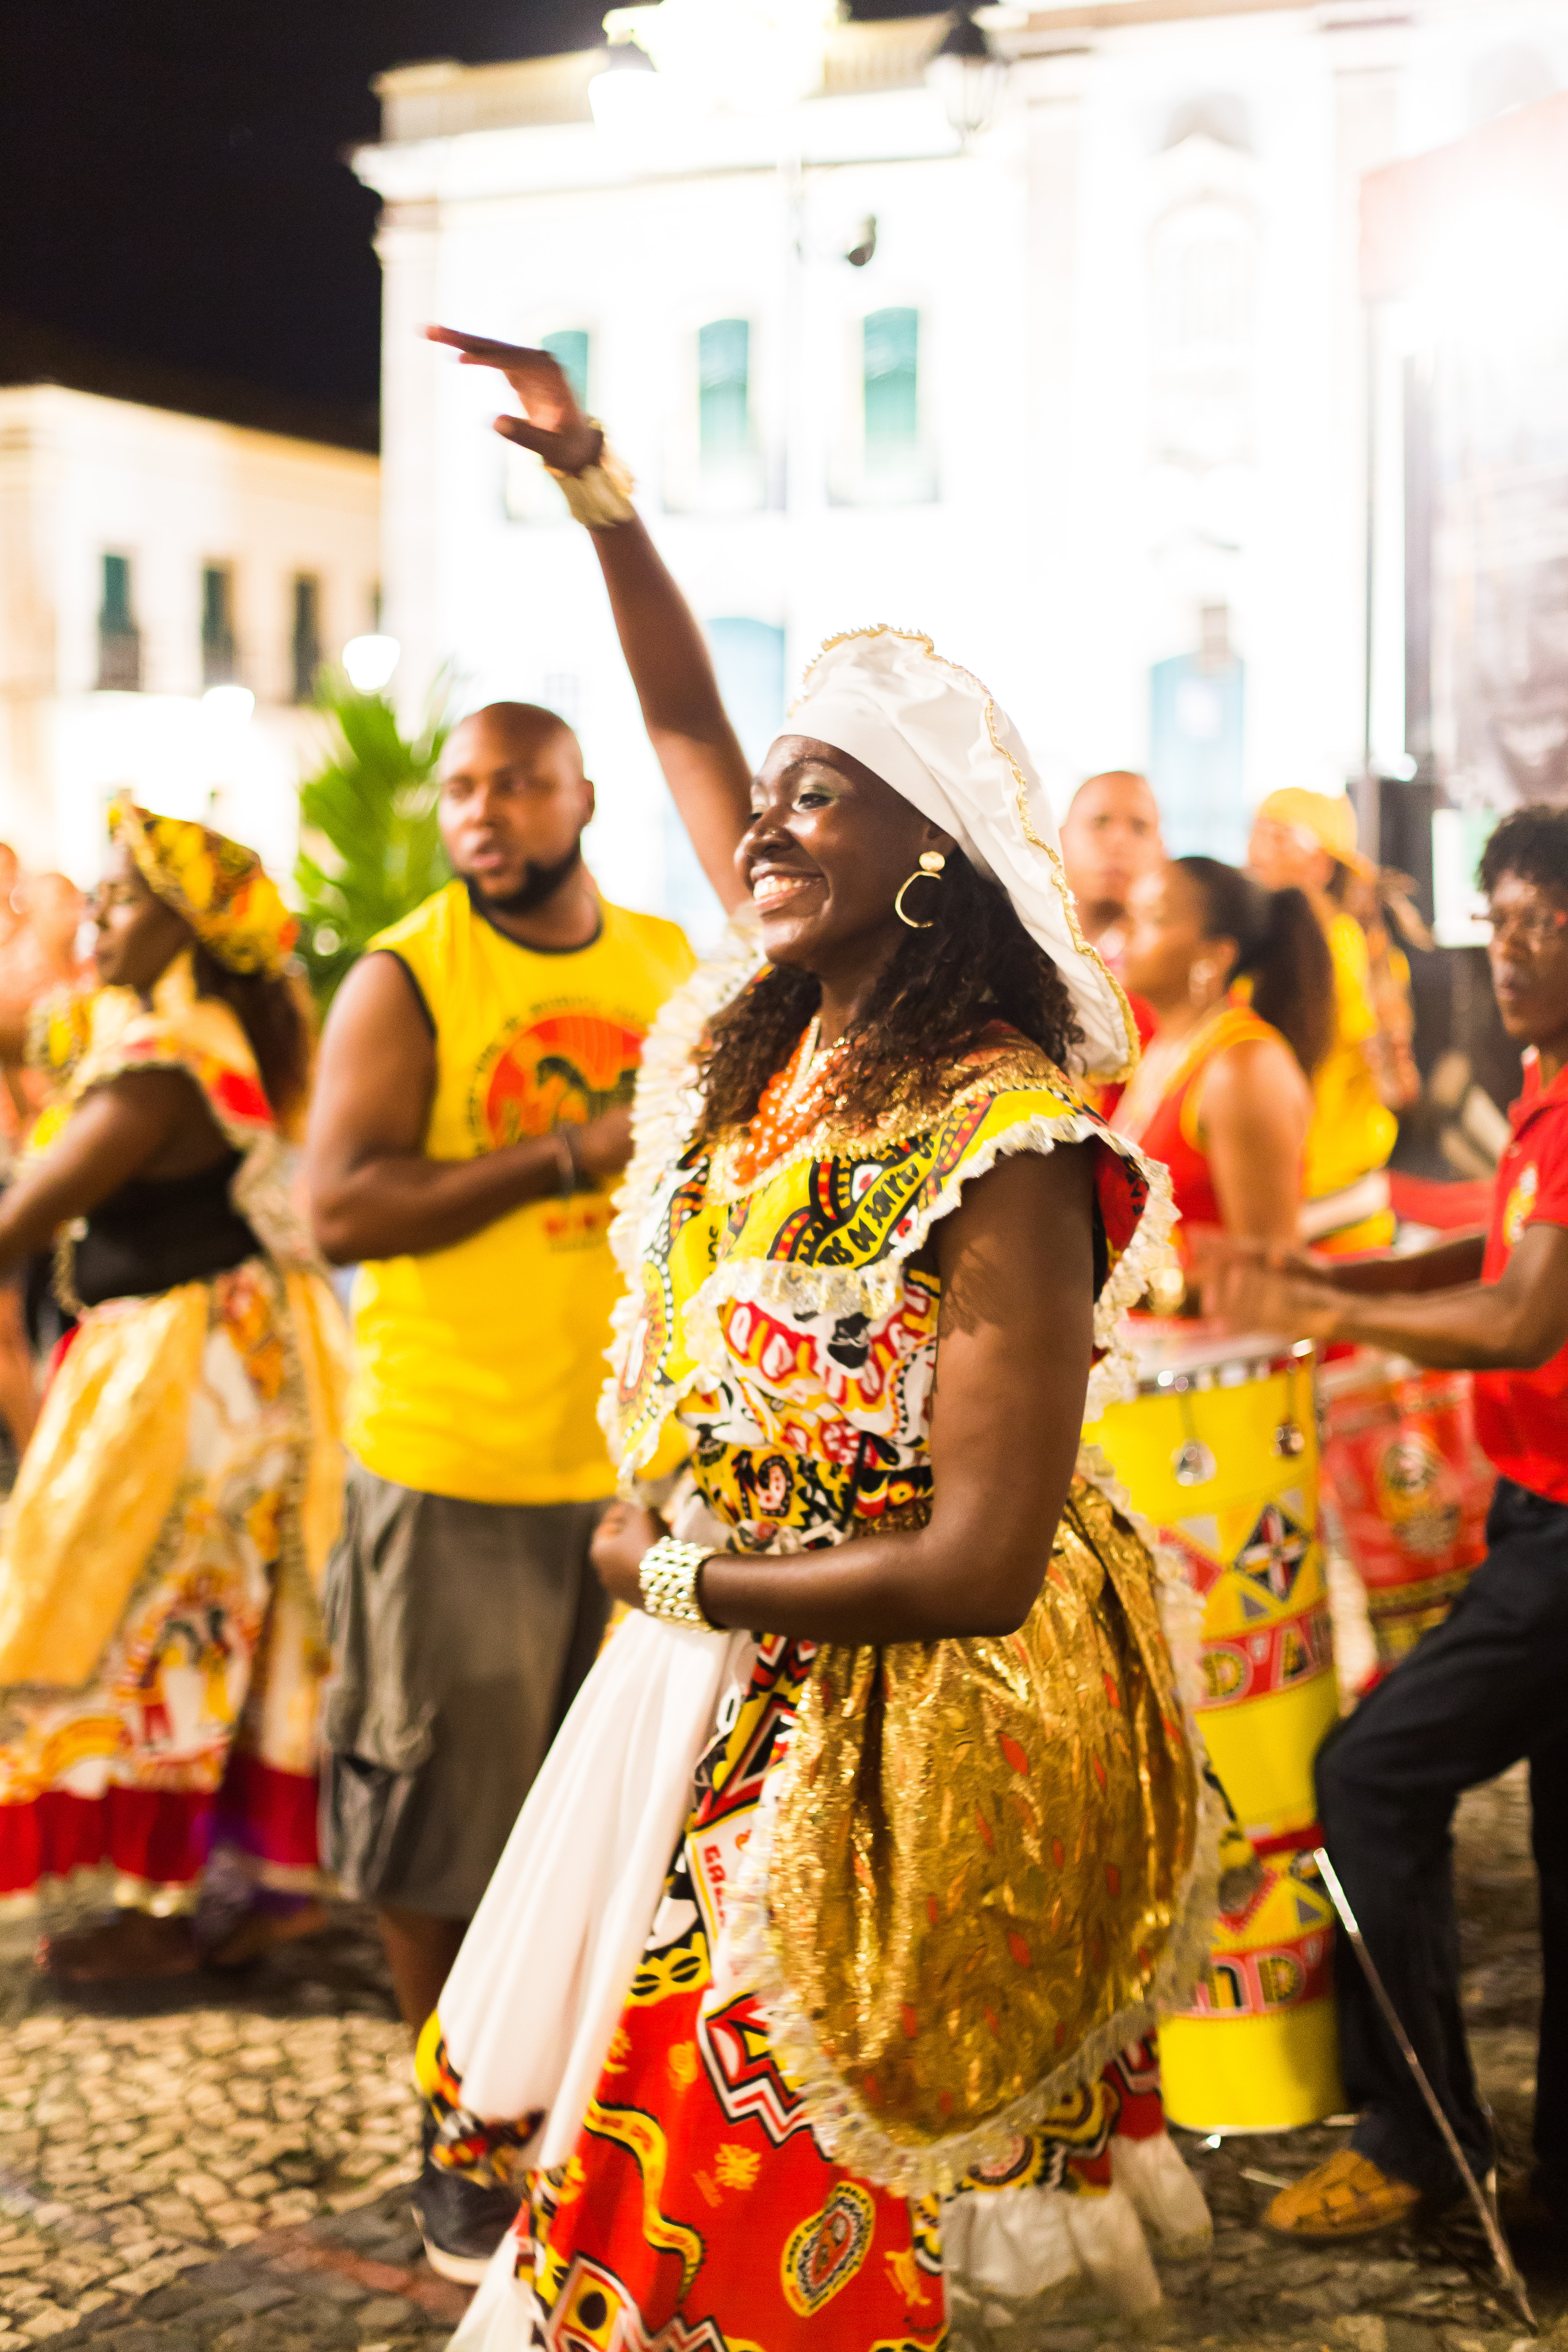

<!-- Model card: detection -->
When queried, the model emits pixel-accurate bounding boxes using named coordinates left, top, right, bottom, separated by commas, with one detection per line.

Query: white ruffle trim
left=597, top=913, right=1179, bottom=1483
left=604, top=908, right=765, bottom=1291
left=673, top=1112, right=1176, bottom=1448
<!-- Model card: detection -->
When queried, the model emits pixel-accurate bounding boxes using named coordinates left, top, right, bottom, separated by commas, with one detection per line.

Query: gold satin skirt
left=748, top=1474, right=1205, bottom=2187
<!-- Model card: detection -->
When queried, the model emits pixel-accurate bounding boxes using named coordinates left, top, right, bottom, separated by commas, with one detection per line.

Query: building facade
left=0, top=382, right=379, bottom=880
left=356, top=0, right=1568, bottom=934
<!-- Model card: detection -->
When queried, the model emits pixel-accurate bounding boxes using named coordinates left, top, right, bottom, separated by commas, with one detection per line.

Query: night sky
left=1, top=0, right=907, bottom=426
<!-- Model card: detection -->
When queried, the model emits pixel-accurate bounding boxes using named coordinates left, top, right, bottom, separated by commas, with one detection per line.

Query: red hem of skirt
left=0, top=1757, right=318, bottom=1899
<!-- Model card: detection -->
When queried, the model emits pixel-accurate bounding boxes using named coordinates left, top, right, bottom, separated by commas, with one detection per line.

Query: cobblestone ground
left=1, top=1771, right=1563, bottom=2352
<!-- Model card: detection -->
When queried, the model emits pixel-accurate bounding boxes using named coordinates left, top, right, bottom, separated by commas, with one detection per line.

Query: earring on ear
left=1189, top=959, right=1218, bottom=1007
left=894, top=850, right=947, bottom=930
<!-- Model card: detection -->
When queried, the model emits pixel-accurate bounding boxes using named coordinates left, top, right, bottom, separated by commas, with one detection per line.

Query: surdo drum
left=1084, top=1327, right=1345, bottom=2131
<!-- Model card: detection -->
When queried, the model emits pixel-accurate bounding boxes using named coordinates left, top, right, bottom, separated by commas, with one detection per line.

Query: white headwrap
left=791, top=627, right=1138, bottom=1081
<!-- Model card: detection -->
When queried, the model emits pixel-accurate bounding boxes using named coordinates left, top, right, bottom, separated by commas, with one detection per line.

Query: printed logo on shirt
left=468, top=1009, right=646, bottom=1150
left=1503, top=1160, right=1539, bottom=1251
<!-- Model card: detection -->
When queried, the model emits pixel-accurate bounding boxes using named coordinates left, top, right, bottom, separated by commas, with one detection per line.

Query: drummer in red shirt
left=1208, top=805, right=1568, bottom=2244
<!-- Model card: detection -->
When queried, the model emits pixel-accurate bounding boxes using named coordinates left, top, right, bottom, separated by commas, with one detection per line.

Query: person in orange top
left=1111, top=857, right=1336, bottom=1277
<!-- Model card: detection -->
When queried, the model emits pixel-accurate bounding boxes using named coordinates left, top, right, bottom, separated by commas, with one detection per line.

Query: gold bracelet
left=638, top=1535, right=716, bottom=1630
left=547, top=421, right=637, bottom=527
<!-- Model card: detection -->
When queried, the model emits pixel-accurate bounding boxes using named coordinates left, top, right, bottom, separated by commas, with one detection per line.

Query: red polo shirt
left=1472, top=1053, right=1568, bottom=1503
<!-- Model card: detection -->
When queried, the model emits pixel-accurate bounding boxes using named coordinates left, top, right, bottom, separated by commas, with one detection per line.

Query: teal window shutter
left=100, top=553, right=132, bottom=631
left=864, top=307, right=919, bottom=459
left=542, top=329, right=591, bottom=409
left=699, top=318, right=750, bottom=461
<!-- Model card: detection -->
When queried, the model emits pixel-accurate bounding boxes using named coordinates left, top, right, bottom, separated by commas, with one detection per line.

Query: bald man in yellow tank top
left=306, top=706, right=693, bottom=2086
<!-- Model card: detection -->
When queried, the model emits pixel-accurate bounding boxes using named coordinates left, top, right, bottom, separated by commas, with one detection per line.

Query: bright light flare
left=201, top=685, right=255, bottom=725
left=342, top=634, right=401, bottom=693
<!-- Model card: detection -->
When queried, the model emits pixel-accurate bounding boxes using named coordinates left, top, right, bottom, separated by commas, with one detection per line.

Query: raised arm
left=427, top=327, right=753, bottom=912
left=306, top=953, right=630, bottom=1265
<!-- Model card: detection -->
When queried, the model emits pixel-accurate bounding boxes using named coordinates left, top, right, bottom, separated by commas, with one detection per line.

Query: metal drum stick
left=1313, top=1847, right=1535, bottom=2334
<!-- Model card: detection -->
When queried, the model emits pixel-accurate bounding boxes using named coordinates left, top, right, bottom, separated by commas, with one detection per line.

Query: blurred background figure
left=1059, top=769, right=1164, bottom=965
left=0, top=799, right=349, bottom=1982
left=1111, top=856, right=1336, bottom=1285
left=0, top=860, right=89, bottom=1461
left=1248, top=789, right=1419, bottom=1254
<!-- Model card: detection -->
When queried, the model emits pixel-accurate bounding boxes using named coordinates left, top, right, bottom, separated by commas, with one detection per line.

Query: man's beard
left=467, top=841, right=584, bottom=916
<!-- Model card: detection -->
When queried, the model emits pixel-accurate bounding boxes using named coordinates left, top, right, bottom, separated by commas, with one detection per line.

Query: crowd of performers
left=0, top=316, right=1561, bottom=2347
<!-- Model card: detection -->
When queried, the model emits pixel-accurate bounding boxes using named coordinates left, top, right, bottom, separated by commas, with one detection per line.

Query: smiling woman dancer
left=419, top=332, right=1216, bottom=2350
left=0, top=802, right=348, bottom=1979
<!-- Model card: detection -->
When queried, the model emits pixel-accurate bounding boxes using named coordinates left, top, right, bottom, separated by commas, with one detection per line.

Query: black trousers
left=1316, top=1475, right=1568, bottom=2196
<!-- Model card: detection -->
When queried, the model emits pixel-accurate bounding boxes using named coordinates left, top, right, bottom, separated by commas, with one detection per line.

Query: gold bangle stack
left=547, top=423, right=637, bottom=527
left=638, top=1535, right=715, bottom=1630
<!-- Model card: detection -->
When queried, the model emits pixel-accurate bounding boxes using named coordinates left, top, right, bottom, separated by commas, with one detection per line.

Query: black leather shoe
left=412, top=2133, right=522, bottom=2284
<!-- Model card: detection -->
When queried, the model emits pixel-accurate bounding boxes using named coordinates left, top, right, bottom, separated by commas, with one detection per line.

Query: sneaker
left=1264, top=2148, right=1423, bottom=2240
left=412, top=2152, right=522, bottom=2285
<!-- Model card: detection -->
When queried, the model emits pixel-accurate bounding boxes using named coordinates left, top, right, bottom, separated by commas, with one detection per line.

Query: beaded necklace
left=726, top=1015, right=850, bottom=1187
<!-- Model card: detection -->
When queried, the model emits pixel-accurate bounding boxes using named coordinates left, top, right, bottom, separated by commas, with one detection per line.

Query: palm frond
left=293, top=672, right=454, bottom=1007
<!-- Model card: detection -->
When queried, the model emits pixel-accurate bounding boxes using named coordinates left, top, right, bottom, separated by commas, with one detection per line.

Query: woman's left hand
left=590, top=1501, right=668, bottom=1609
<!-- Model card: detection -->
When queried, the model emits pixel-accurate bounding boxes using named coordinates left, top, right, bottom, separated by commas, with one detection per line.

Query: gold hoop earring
left=894, top=850, right=946, bottom=930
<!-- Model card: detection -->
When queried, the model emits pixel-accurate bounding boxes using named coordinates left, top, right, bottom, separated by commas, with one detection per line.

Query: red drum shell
left=1319, top=1354, right=1494, bottom=1668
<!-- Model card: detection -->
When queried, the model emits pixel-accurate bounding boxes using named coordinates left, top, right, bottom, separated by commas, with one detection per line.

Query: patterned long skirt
left=0, top=1261, right=345, bottom=1924
left=433, top=1633, right=1196, bottom=2351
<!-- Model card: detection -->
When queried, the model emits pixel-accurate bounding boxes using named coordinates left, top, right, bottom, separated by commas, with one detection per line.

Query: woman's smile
left=750, top=868, right=822, bottom=911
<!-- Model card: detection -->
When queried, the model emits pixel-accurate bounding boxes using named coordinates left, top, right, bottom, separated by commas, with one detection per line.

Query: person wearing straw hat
left=411, top=328, right=1219, bottom=2343
left=0, top=800, right=350, bottom=1980
left=1248, top=788, right=1418, bottom=1255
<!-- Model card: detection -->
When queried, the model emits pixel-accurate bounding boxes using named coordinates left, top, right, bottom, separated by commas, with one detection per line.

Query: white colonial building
left=355, top=0, right=1568, bottom=935
left=0, top=371, right=380, bottom=881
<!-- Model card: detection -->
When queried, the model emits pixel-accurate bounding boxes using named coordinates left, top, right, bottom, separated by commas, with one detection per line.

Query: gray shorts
left=318, top=1460, right=610, bottom=1918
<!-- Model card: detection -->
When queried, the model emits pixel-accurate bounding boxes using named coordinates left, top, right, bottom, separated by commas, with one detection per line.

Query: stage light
left=342, top=635, right=401, bottom=693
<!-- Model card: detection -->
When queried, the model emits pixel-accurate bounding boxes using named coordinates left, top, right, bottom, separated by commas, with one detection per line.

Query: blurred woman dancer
left=0, top=800, right=349, bottom=1979
left=416, top=331, right=1217, bottom=2349
left=1109, top=857, right=1336, bottom=1287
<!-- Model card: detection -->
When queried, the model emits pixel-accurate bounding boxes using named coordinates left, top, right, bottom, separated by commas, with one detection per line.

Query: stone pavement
left=1, top=1771, right=1564, bottom=2352
left=0, top=1903, right=469, bottom=2351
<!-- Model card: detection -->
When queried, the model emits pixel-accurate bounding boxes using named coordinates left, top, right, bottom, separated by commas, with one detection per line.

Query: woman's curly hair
left=693, top=851, right=1085, bottom=1141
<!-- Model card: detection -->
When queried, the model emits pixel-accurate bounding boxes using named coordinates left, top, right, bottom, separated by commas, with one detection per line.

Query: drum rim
left=1118, top=1334, right=1316, bottom=1399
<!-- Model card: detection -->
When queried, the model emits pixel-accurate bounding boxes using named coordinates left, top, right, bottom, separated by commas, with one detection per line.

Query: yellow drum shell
left=1085, top=1333, right=1334, bottom=1843
left=1159, top=1852, right=1345, bottom=2134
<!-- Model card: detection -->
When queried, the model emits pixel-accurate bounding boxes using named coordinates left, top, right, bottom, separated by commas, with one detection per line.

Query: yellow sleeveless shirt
left=345, top=881, right=694, bottom=1504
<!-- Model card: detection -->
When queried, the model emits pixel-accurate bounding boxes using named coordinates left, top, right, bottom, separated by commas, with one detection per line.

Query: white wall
left=0, top=384, right=379, bottom=880
left=361, top=0, right=1568, bottom=920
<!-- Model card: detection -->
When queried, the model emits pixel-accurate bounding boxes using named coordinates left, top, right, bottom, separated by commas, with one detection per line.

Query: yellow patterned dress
left=437, top=934, right=1213, bottom=2352
left=0, top=954, right=350, bottom=1924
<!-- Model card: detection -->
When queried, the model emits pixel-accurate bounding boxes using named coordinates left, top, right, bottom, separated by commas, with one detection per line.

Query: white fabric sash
left=439, top=1605, right=751, bottom=2170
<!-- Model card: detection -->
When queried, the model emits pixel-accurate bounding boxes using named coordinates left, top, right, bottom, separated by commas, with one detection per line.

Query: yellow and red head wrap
left=109, top=796, right=297, bottom=979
